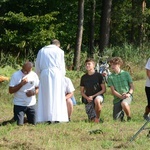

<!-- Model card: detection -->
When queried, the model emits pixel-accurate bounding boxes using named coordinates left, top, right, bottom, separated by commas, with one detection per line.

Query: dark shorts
left=85, top=95, right=104, bottom=120
left=145, top=86, right=150, bottom=108
left=14, top=105, right=36, bottom=125
left=85, top=102, right=96, bottom=120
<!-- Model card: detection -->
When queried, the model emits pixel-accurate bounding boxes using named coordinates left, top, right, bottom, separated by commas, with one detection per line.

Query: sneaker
left=143, top=114, right=150, bottom=121
left=54, top=121, right=60, bottom=123
left=120, top=111, right=125, bottom=122
left=127, top=116, right=131, bottom=122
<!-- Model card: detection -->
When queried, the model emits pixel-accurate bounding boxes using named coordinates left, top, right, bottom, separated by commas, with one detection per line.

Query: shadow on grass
left=0, top=117, right=29, bottom=126
left=0, top=118, right=16, bottom=126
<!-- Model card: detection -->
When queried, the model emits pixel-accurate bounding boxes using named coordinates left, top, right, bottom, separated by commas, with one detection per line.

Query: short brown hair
left=109, top=57, right=123, bottom=66
left=85, top=58, right=95, bottom=64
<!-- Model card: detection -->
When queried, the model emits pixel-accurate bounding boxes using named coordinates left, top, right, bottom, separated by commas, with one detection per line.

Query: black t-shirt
left=80, top=72, right=104, bottom=96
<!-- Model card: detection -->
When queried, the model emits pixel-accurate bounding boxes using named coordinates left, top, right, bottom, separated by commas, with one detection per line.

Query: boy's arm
left=9, top=77, right=28, bottom=94
left=91, top=83, right=106, bottom=98
left=110, top=86, right=125, bottom=99
left=128, top=82, right=134, bottom=95
left=66, top=92, right=74, bottom=100
left=80, top=86, right=93, bottom=102
left=146, top=69, right=150, bottom=79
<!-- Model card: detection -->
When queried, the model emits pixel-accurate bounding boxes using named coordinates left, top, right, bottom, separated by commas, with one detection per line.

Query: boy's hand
left=26, top=90, right=35, bottom=97
left=21, top=77, right=28, bottom=86
left=87, top=96, right=93, bottom=102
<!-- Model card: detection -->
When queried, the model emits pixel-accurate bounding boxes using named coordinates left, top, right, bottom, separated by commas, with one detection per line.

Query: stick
left=130, top=120, right=150, bottom=142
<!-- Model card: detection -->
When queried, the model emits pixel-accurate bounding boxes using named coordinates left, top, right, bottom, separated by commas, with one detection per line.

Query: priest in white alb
left=35, top=39, right=68, bottom=123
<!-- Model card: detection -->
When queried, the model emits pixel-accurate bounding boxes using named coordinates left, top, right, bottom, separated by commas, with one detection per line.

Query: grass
left=0, top=68, right=150, bottom=150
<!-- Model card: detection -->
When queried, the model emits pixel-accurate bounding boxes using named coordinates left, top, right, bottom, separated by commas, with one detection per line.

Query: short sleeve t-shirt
left=107, top=70, right=132, bottom=104
left=145, top=58, right=150, bottom=87
left=64, top=77, right=75, bottom=94
left=9, top=70, right=39, bottom=106
left=80, top=72, right=104, bottom=96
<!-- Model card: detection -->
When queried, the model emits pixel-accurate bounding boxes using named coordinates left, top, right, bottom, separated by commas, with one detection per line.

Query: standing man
left=35, top=39, right=68, bottom=123
left=80, top=58, right=106, bottom=123
left=107, top=57, right=134, bottom=121
left=9, top=62, right=39, bottom=125
left=143, top=58, right=150, bottom=120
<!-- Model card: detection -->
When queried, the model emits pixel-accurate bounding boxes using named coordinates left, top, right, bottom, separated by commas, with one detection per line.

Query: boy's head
left=109, top=57, right=123, bottom=73
left=85, top=58, right=95, bottom=71
left=109, top=57, right=123, bottom=66
left=22, top=62, right=33, bottom=75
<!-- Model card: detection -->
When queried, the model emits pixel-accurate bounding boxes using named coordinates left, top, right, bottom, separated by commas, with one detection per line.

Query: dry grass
left=0, top=70, right=150, bottom=150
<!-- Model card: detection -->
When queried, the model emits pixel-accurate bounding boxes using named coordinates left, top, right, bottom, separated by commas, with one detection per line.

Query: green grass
left=0, top=68, right=150, bottom=150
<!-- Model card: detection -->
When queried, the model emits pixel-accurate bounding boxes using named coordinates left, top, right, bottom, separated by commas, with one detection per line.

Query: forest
left=0, top=0, right=150, bottom=70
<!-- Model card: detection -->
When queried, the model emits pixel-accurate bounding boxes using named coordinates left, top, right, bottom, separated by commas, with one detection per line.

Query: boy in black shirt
left=80, top=58, right=106, bottom=123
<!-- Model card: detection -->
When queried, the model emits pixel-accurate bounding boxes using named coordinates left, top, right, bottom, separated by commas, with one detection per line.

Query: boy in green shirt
left=107, top=57, right=134, bottom=121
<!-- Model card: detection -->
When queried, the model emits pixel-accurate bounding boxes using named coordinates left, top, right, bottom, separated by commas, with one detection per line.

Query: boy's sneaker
left=143, top=114, right=150, bottom=121
left=120, top=111, right=125, bottom=122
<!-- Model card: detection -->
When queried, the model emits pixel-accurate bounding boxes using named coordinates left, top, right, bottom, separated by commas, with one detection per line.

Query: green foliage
left=0, top=10, right=63, bottom=57
left=105, top=43, right=149, bottom=66
left=1, top=0, right=150, bottom=61
left=0, top=66, right=17, bottom=77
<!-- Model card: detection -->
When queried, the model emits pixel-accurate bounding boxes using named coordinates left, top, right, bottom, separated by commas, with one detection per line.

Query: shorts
left=14, top=105, right=36, bottom=125
left=85, top=95, right=103, bottom=120
left=113, top=96, right=132, bottom=120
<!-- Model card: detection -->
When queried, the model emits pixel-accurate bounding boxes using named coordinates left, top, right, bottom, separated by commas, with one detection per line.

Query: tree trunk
left=99, top=0, right=112, bottom=55
left=73, top=0, right=84, bottom=71
left=140, top=0, right=146, bottom=47
left=89, top=0, right=96, bottom=58
left=130, top=0, right=135, bottom=44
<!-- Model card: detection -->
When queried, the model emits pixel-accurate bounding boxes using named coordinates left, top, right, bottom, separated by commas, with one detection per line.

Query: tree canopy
left=0, top=0, right=150, bottom=68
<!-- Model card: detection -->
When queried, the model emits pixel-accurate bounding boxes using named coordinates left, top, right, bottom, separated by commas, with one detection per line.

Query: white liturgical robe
left=35, top=45, right=68, bottom=122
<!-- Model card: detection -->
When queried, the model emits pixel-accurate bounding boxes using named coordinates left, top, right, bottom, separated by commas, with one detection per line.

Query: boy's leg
left=143, top=87, right=150, bottom=120
left=85, top=102, right=96, bottom=122
left=26, top=105, right=36, bottom=125
left=14, top=105, right=25, bottom=125
left=121, top=97, right=132, bottom=120
left=66, top=98, right=73, bottom=121
left=113, top=101, right=124, bottom=121
left=71, top=96, right=77, bottom=106
left=94, top=95, right=103, bottom=122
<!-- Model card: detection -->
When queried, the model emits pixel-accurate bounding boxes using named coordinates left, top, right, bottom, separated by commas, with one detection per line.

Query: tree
left=99, top=0, right=112, bottom=54
left=89, top=0, right=96, bottom=57
left=73, top=0, right=84, bottom=70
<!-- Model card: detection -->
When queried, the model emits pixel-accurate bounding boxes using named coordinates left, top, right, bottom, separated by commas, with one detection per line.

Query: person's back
left=36, top=45, right=65, bottom=76
left=37, top=45, right=65, bottom=71
left=36, top=39, right=68, bottom=123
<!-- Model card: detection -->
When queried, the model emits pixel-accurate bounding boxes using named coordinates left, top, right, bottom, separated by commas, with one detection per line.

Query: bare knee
left=121, top=101, right=128, bottom=107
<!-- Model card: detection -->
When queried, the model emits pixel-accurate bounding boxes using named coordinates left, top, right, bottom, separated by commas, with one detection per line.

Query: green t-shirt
left=107, top=70, right=133, bottom=104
